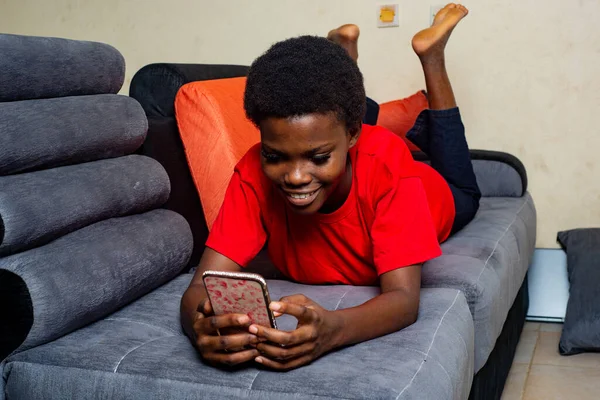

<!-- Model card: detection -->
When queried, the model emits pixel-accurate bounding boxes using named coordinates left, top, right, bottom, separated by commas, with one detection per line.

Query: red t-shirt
left=206, top=125, right=455, bottom=286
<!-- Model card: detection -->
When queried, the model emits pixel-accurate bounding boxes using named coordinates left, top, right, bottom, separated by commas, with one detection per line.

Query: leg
left=407, top=4, right=480, bottom=233
left=328, top=24, right=380, bottom=125
left=327, top=24, right=360, bottom=62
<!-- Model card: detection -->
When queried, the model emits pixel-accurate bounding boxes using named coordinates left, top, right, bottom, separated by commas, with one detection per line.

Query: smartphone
left=202, top=270, right=277, bottom=329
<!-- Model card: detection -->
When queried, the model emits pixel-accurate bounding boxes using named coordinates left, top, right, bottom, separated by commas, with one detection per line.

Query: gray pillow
left=557, top=228, right=600, bottom=355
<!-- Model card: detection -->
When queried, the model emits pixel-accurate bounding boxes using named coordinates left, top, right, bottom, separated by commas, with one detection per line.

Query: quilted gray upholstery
left=0, top=155, right=169, bottom=255
left=423, top=193, right=536, bottom=371
left=0, top=95, right=147, bottom=176
left=3, top=275, right=474, bottom=400
left=1, top=210, right=192, bottom=357
left=0, top=34, right=125, bottom=102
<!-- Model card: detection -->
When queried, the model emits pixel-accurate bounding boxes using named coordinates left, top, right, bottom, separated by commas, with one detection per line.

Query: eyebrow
left=262, top=143, right=333, bottom=157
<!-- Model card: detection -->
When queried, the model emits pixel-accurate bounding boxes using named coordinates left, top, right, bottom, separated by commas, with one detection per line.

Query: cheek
left=320, top=156, right=347, bottom=183
left=261, top=163, right=282, bottom=183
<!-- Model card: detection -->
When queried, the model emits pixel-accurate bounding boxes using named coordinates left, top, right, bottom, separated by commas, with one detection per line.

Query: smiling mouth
left=283, top=188, right=321, bottom=207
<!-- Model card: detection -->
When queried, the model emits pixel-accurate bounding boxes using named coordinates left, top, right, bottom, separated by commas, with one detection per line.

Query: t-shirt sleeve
left=371, top=175, right=442, bottom=275
left=205, top=169, right=267, bottom=267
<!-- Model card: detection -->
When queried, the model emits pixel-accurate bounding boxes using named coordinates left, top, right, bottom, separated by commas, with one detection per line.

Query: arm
left=249, top=264, right=421, bottom=370
left=332, top=264, right=421, bottom=346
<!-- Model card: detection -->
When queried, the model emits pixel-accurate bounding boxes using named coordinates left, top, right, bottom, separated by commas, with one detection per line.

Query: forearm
left=332, top=288, right=419, bottom=347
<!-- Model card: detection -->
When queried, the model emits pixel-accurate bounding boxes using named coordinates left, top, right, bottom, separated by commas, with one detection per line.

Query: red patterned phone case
left=202, top=271, right=277, bottom=329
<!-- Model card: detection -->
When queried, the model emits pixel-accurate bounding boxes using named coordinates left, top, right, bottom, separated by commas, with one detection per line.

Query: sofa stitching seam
left=395, top=291, right=461, bottom=399
left=474, top=195, right=531, bottom=285
left=113, top=335, right=176, bottom=373
left=333, top=288, right=352, bottom=311
left=103, top=318, right=179, bottom=335
left=7, top=361, right=349, bottom=399
left=248, top=371, right=261, bottom=390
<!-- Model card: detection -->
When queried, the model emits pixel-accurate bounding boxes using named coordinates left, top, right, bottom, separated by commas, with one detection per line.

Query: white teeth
left=289, top=190, right=316, bottom=200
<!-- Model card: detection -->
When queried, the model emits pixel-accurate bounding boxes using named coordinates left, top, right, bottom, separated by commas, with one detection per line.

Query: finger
left=201, top=299, right=213, bottom=315
left=205, top=349, right=260, bottom=367
left=257, top=341, right=315, bottom=361
left=199, top=313, right=252, bottom=335
left=249, top=324, right=314, bottom=347
left=272, top=311, right=283, bottom=318
left=255, top=354, right=313, bottom=371
left=199, top=333, right=260, bottom=352
left=278, top=294, right=310, bottom=305
left=194, top=311, right=205, bottom=323
left=270, top=301, right=317, bottom=323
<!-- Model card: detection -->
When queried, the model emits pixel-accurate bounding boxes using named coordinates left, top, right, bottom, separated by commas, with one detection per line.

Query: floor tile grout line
left=520, top=330, right=539, bottom=400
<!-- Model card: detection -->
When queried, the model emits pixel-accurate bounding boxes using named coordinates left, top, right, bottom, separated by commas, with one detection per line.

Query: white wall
left=2, top=0, right=599, bottom=247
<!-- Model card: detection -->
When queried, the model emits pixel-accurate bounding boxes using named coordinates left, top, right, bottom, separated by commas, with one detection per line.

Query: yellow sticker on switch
left=377, top=4, right=399, bottom=28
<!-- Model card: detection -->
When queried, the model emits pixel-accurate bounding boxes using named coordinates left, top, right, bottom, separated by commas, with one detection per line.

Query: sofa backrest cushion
left=0, top=95, right=147, bottom=176
left=377, top=90, right=429, bottom=152
left=0, top=33, right=125, bottom=102
left=175, top=77, right=259, bottom=229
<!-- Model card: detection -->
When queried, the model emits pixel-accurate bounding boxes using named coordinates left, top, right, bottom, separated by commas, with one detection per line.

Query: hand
left=249, top=295, right=342, bottom=370
left=192, top=299, right=261, bottom=367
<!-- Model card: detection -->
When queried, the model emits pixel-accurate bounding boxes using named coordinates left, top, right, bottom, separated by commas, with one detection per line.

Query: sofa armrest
left=413, top=150, right=528, bottom=197
left=0, top=209, right=192, bottom=361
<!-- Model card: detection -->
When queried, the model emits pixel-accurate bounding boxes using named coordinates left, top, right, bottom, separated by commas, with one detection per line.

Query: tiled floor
left=501, top=322, right=600, bottom=400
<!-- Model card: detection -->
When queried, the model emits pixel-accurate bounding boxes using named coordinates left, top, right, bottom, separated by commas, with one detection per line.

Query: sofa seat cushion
left=422, top=193, right=536, bottom=371
left=3, top=275, right=474, bottom=400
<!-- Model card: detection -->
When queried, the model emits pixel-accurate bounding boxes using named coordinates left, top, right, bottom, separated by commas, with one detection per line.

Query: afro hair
left=244, top=35, right=366, bottom=135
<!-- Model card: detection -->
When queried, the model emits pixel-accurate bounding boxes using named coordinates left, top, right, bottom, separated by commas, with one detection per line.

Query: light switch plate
left=377, top=4, right=399, bottom=28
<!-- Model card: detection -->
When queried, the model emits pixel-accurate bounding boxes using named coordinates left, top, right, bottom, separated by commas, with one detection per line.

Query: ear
left=348, top=123, right=362, bottom=148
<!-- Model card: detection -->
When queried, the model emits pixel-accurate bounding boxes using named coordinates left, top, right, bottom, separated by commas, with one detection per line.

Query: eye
left=312, top=154, right=331, bottom=165
left=261, top=149, right=281, bottom=163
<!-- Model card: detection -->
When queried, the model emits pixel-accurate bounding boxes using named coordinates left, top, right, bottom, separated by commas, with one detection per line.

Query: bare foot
left=411, top=3, right=468, bottom=60
left=327, top=24, right=360, bottom=62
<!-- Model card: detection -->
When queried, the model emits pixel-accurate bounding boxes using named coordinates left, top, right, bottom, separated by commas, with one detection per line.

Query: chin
left=286, top=198, right=326, bottom=215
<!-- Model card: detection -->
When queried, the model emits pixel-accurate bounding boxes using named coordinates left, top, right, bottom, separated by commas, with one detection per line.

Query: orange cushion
left=377, top=90, right=429, bottom=152
left=175, top=77, right=260, bottom=230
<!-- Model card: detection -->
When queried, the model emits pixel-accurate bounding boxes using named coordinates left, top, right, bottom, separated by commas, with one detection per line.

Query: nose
left=284, top=162, right=312, bottom=187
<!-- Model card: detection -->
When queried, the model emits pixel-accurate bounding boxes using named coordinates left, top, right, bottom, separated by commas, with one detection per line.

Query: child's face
left=259, top=112, right=358, bottom=215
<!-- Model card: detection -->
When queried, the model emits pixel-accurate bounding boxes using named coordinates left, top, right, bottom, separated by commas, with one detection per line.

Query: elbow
left=404, top=299, right=420, bottom=327
left=408, top=310, right=419, bottom=326
left=405, top=305, right=419, bottom=327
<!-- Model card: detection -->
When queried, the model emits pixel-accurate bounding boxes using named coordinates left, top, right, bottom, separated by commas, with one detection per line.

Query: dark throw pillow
left=557, top=228, right=600, bottom=355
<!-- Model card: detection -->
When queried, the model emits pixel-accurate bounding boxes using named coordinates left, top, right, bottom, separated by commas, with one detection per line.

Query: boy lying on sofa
left=180, top=3, right=480, bottom=370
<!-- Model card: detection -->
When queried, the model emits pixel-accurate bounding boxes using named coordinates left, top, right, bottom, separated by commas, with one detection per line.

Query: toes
left=456, top=5, right=468, bottom=16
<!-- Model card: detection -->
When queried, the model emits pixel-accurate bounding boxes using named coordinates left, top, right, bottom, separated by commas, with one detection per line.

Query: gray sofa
left=1, top=35, right=536, bottom=400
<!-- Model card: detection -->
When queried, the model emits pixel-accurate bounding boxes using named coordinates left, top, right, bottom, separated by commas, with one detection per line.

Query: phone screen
left=204, top=274, right=276, bottom=328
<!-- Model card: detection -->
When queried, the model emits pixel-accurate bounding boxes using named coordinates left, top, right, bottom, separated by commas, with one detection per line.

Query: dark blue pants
left=406, top=107, right=481, bottom=234
left=364, top=97, right=380, bottom=126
